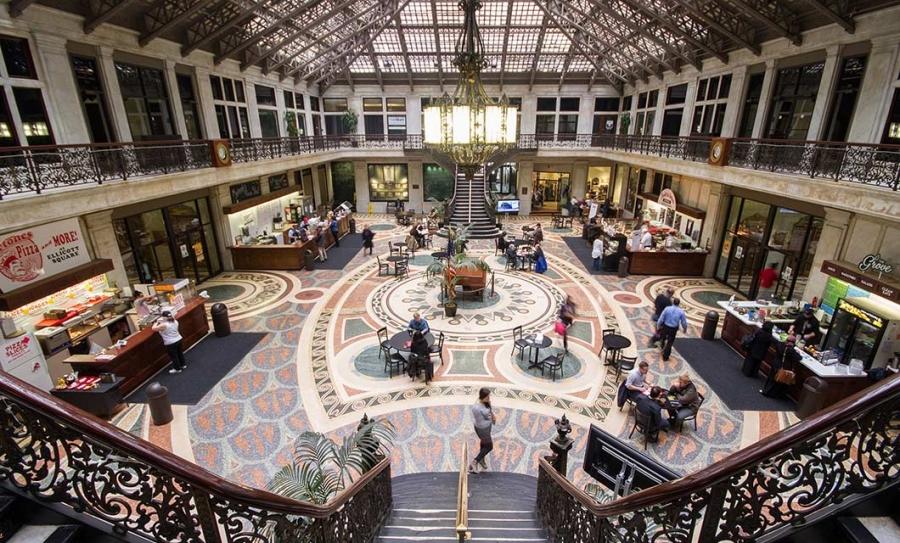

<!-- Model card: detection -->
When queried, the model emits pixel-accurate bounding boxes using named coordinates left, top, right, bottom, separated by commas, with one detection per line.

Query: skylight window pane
left=541, top=31, right=570, bottom=53
left=507, top=29, right=539, bottom=52
left=400, top=1, right=432, bottom=25
left=510, top=1, right=542, bottom=26
left=505, top=55, right=533, bottom=71
left=350, top=57, right=374, bottom=72
left=435, top=1, right=462, bottom=24
left=537, top=54, right=565, bottom=72
left=374, top=29, right=403, bottom=53
left=409, top=55, right=439, bottom=72
left=479, top=1, right=507, bottom=25
left=379, top=55, right=406, bottom=72
left=481, top=29, right=505, bottom=53
left=405, top=30, right=435, bottom=53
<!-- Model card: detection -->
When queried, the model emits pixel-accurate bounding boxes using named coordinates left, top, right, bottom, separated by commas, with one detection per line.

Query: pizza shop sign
left=0, top=218, right=91, bottom=293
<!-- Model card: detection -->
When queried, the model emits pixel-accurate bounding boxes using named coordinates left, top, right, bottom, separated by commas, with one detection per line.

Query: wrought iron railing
left=2, top=132, right=898, bottom=200
left=0, top=373, right=393, bottom=543
left=536, top=373, right=900, bottom=543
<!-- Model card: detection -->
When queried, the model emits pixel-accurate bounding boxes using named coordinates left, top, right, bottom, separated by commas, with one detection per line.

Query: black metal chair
left=429, top=331, right=445, bottom=365
left=512, top=326, right=530, bottom=360
left=678, top=393, right=704, bottom=432
left=598, top=327, right=618, bottom=363
left=376, top=256, right=390, bottom=276
left=629, top=408, right=657, bottom=450
left=539, top=352, right=565, bottom=381
left=384, top=346, right=408, bottom=378
left=389, top=242, right=400, bottom=257
left=423, top=234, right=433, bottom=249
left=615, top=355, right=637, bottom=383
left=504, top=254, right=516, bottom=271
left=376, top=327, right=392, bottom=361
left=394, top=256, right=410, bottom=277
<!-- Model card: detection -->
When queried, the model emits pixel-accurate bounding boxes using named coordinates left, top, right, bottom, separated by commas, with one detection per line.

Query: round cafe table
left=524, top=334, right=552, bottom=369
left=602, top=333, right=631, bottom=367
left=388, top=330, right=435, bottom=352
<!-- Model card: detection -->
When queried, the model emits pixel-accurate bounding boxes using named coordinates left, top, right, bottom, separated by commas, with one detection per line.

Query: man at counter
left=287, top=224, right=302, bottom=243
left=152, top=312, right=186, bottom=374
left=790, top=307, right=822, bottom=345
left=640, top=226, right=653, bottom=250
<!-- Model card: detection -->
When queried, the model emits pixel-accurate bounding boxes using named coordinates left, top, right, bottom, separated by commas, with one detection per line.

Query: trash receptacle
left=210, top=303, right=230, bottom=337
left=304, top=250, right=315, bottom=271
left=617, top=256, right=629, bottom=278
left=146, top=382, right=173, bottom=425
left=350, top=218, right=357, bottom=234
left=701, top=311, right=719, bottom=340
left=797, top=377, right=828, bottom=419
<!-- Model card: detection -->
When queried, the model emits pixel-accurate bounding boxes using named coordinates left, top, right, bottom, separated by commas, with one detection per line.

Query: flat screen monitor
left=497, top=200, right=519, bottom=213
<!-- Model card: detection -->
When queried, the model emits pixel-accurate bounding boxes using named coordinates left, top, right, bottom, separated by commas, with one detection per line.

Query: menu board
left=821, top=277, right=849, bottom=315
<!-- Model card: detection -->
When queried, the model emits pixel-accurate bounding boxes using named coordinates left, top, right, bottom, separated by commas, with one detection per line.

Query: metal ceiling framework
left=14, top=0, right=892, bottom=90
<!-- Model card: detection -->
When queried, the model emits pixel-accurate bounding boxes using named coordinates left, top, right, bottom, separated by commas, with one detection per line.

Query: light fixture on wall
left=422, top=0, right=517, bottom=172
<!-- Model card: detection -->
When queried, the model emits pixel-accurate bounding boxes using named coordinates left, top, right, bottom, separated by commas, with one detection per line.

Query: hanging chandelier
left=422, top=0, right=518, bottom=170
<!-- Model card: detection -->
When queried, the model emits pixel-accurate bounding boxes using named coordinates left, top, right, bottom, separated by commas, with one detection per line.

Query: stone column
left=806, top=45, right=843, bottom=141
left=31, top=34, right=90, bottom=144
left=847, top=38, right=900, bottom=143
left=627, top=90, right=638, bottom=135
left=97, top=46, right=132, bottom=142
left=518, top=160, right=534, bottom=215
left=83, top=210, right=128, bottom=289
left=576, top=93, right=594, bottom=134
left=209, top=184, right=234, bottom=271
left=164, top=60, right=188, bottom=139
left=408, top=159, right=424, bottom=212
left=720, top=65, right=747, bottom=137
left=702, top=183, right=730, bottom=277
left=353, top=160, right=371, bottom=213
left=751, top=59, right=777, bottom=139
left=571, top=161, right=588, bottom=199
left=520, top=96, right=536, bottom=134
left=679, top=80, right=698, bottom=136
left=652, top=90, right=665, bottom=135
left=801, top=208, right=852, bottom=302
left=193, top=65, right=220, bottom=139
left=245, top=81, right=262, bottom=137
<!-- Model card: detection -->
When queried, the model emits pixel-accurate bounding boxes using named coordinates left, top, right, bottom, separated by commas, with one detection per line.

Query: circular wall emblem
left=0, top=233, right=43, bottom=283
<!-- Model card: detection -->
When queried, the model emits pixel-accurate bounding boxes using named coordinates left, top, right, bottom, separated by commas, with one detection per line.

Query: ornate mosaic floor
left=115, top=215, right=797, bottom=492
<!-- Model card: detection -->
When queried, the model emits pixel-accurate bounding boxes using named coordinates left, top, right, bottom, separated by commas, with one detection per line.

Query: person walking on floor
left=650, top=287, right=675, bottom=346
left=742, top=321, right=775, bottom=377
left=329, top=216, right=340, bottom=247
left=153, top=311, right=186, bottom=374
left=361, top=226, right=375, bottom=255
left=591, top=236, right=604, bottom=271
left=656, top=298, right=688, bottom=361
left=469, top=387, right=496, bottom=473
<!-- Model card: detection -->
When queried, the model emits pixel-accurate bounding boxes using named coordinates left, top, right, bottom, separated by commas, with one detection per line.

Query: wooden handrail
left=540, top=372, right=900, bottom=516
left=456, top=442, right=469, bottom=542
left=0, top=372, right=389, bottom=516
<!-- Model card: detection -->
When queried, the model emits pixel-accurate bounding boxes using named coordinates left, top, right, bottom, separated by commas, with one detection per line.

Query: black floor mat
left=128, top=332, right=267, bottom=405
left=314, top=233, right=365, bottom=270
left=674, top=338, right=795, bottom=412
left=561, top=236, right=617, bottom=275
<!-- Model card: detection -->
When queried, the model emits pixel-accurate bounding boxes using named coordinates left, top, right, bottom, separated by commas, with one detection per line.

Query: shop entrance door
left=532, top=172, right=570, bottom=211
left=723, top=237, right=764, bottom=298
left=173, top=228, right=213, bottom=284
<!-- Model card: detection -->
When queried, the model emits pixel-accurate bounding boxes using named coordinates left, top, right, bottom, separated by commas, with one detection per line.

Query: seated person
left=505, top=243, right=518, bottom=268
left=407, top=331, right=433, bottom=384
left=667, top=373, right=700, bottom=426
left=498, top=232, right=509, bottom=252
left=624, top=361, right=651, bottom=401
left=635, top=386, right=670, bottom=437
left=408, top=312, right=430, bottom=335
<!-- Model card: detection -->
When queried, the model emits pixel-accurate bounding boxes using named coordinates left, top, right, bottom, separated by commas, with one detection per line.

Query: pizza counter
left=62, top=297, right=209, bottom=399
left=718, top=301, right=869, bottom=407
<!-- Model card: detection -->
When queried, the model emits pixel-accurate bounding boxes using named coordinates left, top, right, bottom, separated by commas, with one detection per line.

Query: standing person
left=329, top=215, right=340, bottom=247
left=315, top=226, right=328, bottom=261
left=761, top=335, right=800, bottom=398
left=153, top=311, right=186, bottom=374
left=656, top=298, right=688, bottom=361
left=600, top=199, right=611, bottom=219
left=790, top=307, right=822, bottom=345
left=591, top=236, right=604, bottom=271
left=532, top=223, right=544, bottom=243
left=758, top=262, right=779, bottom=291
left=287, top=223, right=301, bottom=243
left=650, top=287, right=675, bottom=346
left=640, top=226, right=653, bottom=250
left=742, top=321, right=775, bottom=377
left=624, top=361, right=651, bottom=401
left=558, top=295, right=576, bottom=352
left=361, top=225, right=375, bottom=255
left=469, top=388, right=496, bottom=473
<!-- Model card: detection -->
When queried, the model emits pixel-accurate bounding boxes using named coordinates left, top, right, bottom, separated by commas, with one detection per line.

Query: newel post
left=548, top=414, right=574, bottom=475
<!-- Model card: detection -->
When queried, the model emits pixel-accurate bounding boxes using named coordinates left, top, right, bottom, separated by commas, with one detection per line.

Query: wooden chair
left=678, top=393, right=704, bottom=432
left=389, top=242, right=400, bottom=257
left=376, top=327, right=391, bottom=361
left=376, top=256, right=390, bottom=276
left=615, top=355, right=637, bottom=383
left=512, top=326, right=530, bottom=360
left=540, top=352, right=565, bottom=381
left=384, top=346, right=407, bottom=378
left=423, top=234, right=433, bottom=249
left=429, top=331, right=445, bottom=365
left=629, top=408, right=657, bottom=450
left=394, top=256, right=410, bottom=277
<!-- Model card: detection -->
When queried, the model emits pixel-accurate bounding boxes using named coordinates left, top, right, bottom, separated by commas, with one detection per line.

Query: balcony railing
left=0, top=373, right=393, bottom=543
left=1, top=133, right=897, bottom=200
left=536, top=373, right=900, bottom=543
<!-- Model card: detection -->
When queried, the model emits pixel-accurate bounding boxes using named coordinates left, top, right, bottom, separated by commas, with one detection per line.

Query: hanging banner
left=0, top=218, right=91, bottom=293
left=658, top=189, right=677, bottom=210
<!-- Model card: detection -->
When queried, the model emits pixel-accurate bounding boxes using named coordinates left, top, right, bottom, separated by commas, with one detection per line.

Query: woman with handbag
left=742, top=321, right=775, bottom=377
left=761, top=335, right=800, bottom=398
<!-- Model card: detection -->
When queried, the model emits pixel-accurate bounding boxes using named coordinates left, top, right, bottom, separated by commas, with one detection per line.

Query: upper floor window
left=593, top=97, right=619, bottom=135
left=536, top=97, right=580, bottom=139
left=255, top=84, right=276, bottom=106
left=176, top=73, right=202, bottom=140
left=115, top=62, right=175, bottom=139
left=765, top=61, right=825, bottom=140
left=71, top=54, right=114, bottom=143
left=210, top=75, right=250, bottom=139
left=284, top=90, right=305, bottom=137
left=362, top=97, right=406, bottom=138
left=323, top=97, right=349, bottom=135
left=737, top=71, right=765, bottom=138
left=823, top=55, right=867, bottom=142
left=882, top=69, right=900, bottom=145
left=692, top=74, right=732, bottom=137
left=661, top=83, right=688, bottom=136
left=0, top=36, right=36, bottom=79
left=0, top=34, right=53, bottom=146
left=254, top=84, right=279, bottom=137
left=634, top=89, right=658, bottom=135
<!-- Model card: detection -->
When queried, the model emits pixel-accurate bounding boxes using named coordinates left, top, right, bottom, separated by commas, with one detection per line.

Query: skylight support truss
left=368, top=43, right=385, bottom=90
left=618, top=0, right=726, bottom=65
left=183, top=0, right=266, bottom=56
left=214, top=0, right=323, bottom=64
left=727, top=0, right=802, bottom=45
left=140, top=0, right=212, bottom=47
left=84, top=0, right=138, bottom=34
left=670, top=0, right=762, bottom=55
left=394, top=14, right=416, bottom=90
left=498, top=0, right=514, bottom=89
left=429, top=0, right=445, bottom=90
left=801, top=0, right=855, bottom=33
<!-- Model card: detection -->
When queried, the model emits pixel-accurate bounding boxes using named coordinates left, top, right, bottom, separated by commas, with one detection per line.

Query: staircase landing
left=379, top=472, right=548, bottom=542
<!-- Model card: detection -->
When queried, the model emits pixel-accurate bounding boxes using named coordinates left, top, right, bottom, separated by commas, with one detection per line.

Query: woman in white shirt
left=152, top=311, right=186, bottom=374
left=591, top=237, right=604, bottom=271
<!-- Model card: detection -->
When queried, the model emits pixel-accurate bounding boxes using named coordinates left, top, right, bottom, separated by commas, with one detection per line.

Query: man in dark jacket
left=636, top=386, right=670, bottom=438
left=667, top=374, right=701, bottom=427
left=650, top=287, right=675, bottom=346
left=742, top=321, right=774, bottom=377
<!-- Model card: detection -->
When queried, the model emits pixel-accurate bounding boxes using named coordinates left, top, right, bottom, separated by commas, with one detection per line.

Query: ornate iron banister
left=537, top=373, right=900, bottom=543
left=0, top=373, right=393, bottom=542
left=456, top=442, right=469, bottom=542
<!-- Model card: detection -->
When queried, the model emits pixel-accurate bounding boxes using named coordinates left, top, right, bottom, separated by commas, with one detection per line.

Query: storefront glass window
left=330, top=162, right=355, bottom=205
left=488, top=164, right=517, bottom=197
left=586, top=166, right=611, bottom=200
left=368, top=164, right=409, bottom=201
left=736, top=199, right=770, bottom=242
left=424, top=163, right=455, bottom=201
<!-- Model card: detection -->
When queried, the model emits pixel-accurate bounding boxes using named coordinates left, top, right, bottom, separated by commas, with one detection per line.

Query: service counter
left=63, top=297, right=209, bottom=398
left=229, top=216, right=349, bottom=271
left=718, top=301, right=869, bottom=408
left=625, top=247, right=708, bottom=276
